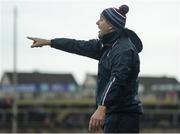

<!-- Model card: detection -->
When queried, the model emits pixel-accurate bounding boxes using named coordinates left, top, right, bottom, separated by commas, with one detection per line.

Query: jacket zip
left=107, top=41, right=117, bottom=57
left=101, top=77, right=116, bottom=105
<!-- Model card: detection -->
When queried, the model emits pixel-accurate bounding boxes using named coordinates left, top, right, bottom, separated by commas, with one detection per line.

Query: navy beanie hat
left=101, top=5, right=129, bottom=29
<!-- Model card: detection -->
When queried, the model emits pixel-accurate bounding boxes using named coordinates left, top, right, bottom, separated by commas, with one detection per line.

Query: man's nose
left=96, top=20, right=99, bottom=25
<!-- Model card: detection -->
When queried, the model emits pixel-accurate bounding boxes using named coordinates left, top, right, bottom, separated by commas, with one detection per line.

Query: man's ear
left=108, top=26, right=114, bottom=31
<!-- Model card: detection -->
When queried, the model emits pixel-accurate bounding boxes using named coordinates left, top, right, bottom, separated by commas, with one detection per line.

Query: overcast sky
left=0, top=0, right=180, bottom=84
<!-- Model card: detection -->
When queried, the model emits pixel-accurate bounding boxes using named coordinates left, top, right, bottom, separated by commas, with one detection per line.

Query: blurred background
left=0, top=0, right=180, bottom=132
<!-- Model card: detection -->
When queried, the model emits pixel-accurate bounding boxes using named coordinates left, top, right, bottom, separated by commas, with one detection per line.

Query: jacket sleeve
left=99, top=49, right=134, bottom=107
left=50, top=38, right=101, bottom=60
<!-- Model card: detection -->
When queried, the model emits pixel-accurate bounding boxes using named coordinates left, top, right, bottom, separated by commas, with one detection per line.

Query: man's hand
left=27, top=37, right=50, bottom=48
left=89, top=105, right=106, bottom=132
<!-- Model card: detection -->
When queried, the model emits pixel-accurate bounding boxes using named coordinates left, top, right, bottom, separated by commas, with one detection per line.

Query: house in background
left=82, top=74, right=180, bottom=103
left=139, top=76, right=180, bottom=94
left=81, top=73, right=97, bottom=98
left=0, top=72, right=79, bottom=99
left=1, top=72, right=180, bottom=103
left=139, top=76, right=180, bottom=103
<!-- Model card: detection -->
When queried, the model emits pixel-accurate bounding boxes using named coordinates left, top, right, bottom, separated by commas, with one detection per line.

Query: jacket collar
left=100, top=30, right=122, bottom=47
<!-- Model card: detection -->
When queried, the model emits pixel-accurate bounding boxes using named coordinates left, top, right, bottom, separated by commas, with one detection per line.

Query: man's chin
left=98, top=33, right=103, bottom=39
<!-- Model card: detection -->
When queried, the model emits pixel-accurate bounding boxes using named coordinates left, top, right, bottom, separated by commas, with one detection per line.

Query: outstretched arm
left=27, top=37, right=102, bottom=60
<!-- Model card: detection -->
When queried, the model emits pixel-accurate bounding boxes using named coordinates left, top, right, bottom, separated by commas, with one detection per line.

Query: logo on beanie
left=101, top=5, right=129, bottom=29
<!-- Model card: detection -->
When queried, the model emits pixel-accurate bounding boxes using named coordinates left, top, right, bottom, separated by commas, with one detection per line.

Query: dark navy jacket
left=50, top=29, right=143, bottom=114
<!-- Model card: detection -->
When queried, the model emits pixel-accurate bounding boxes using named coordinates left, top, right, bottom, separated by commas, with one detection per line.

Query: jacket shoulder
left=113, top=38, right=135, bottom=54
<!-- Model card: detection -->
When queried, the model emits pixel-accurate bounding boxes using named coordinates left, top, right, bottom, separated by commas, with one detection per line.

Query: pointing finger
left=27, top=36, right=38, bottom=42
left=27, top=36, right=34, bottom=40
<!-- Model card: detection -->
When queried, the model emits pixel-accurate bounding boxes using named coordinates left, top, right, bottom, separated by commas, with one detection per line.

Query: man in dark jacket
left=27, top=4, right=143, bottom=133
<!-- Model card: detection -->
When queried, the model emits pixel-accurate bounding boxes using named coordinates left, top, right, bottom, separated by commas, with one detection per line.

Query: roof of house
left=1, top=72, right=78, bottom=85
left=139, top=76, right=179, bottom=86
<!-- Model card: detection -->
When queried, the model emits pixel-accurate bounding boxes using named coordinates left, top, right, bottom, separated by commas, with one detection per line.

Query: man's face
left=96, top=16, right=114, bottom=38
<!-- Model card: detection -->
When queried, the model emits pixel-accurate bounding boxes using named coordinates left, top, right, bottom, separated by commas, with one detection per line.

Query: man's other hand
left=89, top=105, right=106, bottom=132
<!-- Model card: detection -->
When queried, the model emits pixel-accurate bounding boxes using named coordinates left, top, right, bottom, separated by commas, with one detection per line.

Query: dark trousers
left=103, top=113, right=140, bottom=133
